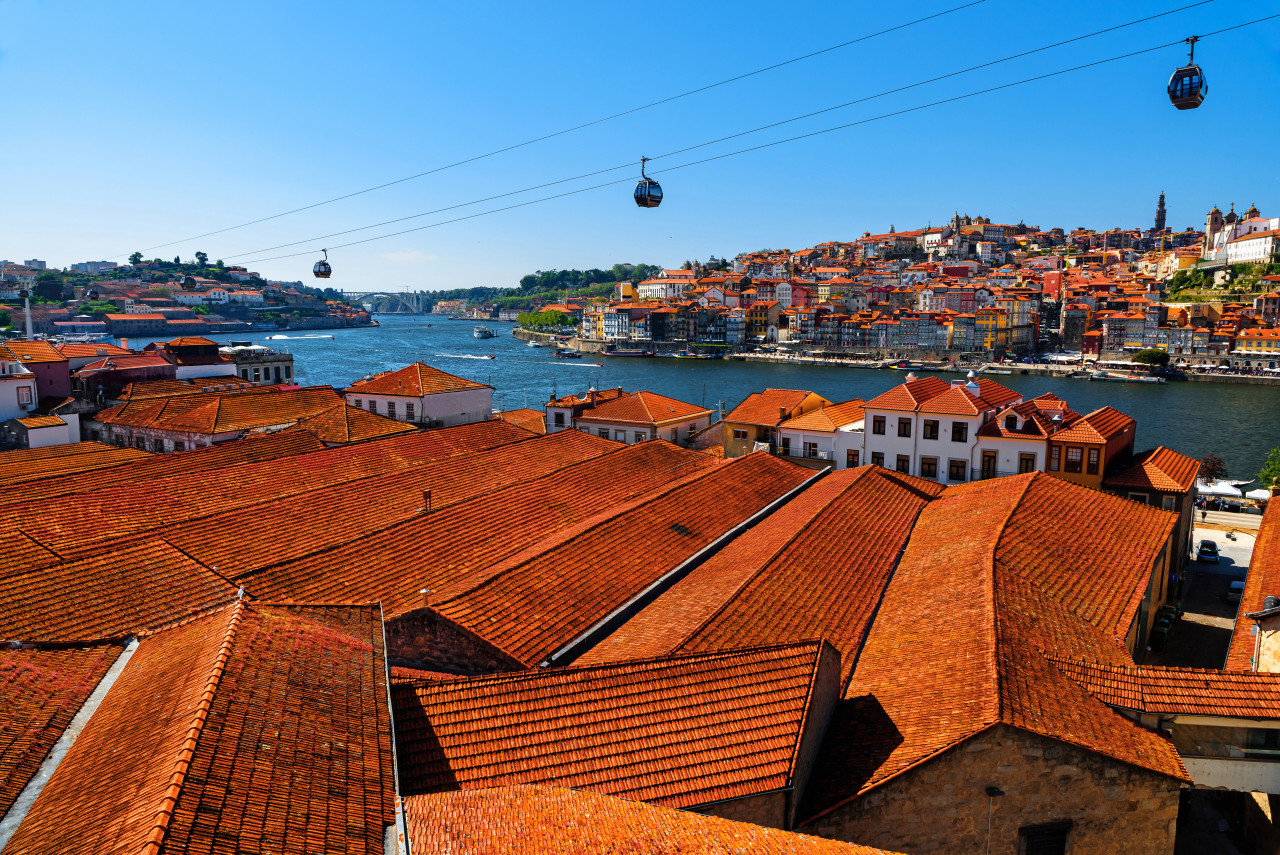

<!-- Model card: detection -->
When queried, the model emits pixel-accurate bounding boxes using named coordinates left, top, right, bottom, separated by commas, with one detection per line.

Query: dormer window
left=1005, top=415, right=1017, bottom=430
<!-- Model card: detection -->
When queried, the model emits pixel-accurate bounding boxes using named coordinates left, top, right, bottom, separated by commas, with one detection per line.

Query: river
left=124, top=314, right=1280, bottom=481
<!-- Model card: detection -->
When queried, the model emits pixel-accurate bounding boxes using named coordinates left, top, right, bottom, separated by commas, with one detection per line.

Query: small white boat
left=474, top=326, right=495, bottom=339
left=528, top=339, right=544, bottom=348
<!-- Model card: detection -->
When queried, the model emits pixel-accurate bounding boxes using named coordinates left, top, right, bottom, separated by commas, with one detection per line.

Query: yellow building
left=974, top=307, right=1009, bottom=352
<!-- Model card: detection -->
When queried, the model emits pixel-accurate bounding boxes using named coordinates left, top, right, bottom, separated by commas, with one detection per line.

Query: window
left=1005, top=414, right=1017, bottom=430
left=1128, top=492, right=1149, bottom=504
left=897, top=418, right=911, bottom=438
left=253, top=367, right=261, bottom=382
left=274, top=366, right=282, bottom=381
left=1065, top=446, right=1083, bottom=473
left=1018, top=821, right=1072, bottom=855
left=353, top=399, right=362, bottom=409
left=598, top=428, right=609, bottom=438
left=780, top=436, right=791, bottom=455
left=896, top=455, right=910, bottom=473
left=846, top=450, right=860, bottom=468
left=1086, top=447, right=1099, bottom=474
left=614, top=430, right=626, bottom=441
left=174, top=441, right=185, bottom=452
left=387, top=402, right=397, bottom=419
left=871, top=452, right=885, bottom=467
left=554, top=412, right=565, bottom=427
left=980, top=450, right=997, bottom=480
left=1162, top=494, right=1176, bottom=511
left=285, top=365, right=292, bottom=379
left=804, top=442, right=818, bottom=458
left=920, top=457, right=937, bottom=479
left=635, top=431, right=647, bottom=442
left=922, top=419, right=938, bottom=440
left=951, top=422, right=968, bottom=443
left=1049, top=445, right=1060, bottom=471
left=1018, top=453, right=1036, bottom=474
left=17, top=386, right=32, bottom=406
left=406, top=402, right=415, bottom=421
left=948, top=459, right=967, bottom=482
left=872, top=416, right=886, bottom=435
left=733, top=428, right=748, bottom=440
left=241, top=368, right=249, bottom=379
left=368, top=400, right=377, bottom=413
left=1245, top=728, right=1280, bottom=759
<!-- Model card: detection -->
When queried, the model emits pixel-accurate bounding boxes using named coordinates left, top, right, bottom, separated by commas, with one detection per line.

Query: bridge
left=341, top=290, right=433, bottom=313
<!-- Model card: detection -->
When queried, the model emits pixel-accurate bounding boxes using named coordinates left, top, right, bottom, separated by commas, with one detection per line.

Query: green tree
left=129, top=251, right=144, bottom=264
left=1258, top=447, right=1280, bottom=491
left=33, top=271, right=65, bottom=302
left=215, top=259, right=224, bottom=267
left=174, top=256, right=181, bottom=264
left=195, top=251, right=209, bottom=266
left=193, top=305, right=211, bottom=315
left=1132, top=348, right=1170, bottom=368
left=1199, top=453, right=1228, bottom=484
left=0, top=309, right=11, bottom=328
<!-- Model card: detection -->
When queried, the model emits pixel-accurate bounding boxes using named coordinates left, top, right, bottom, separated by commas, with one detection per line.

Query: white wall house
left=344, top=362, right=492, bottom=428
left=0, top=355, right=40, bottom=421
left=778, top=400, right=866, bottom=468
left=573, top=390, right=712, bottom=447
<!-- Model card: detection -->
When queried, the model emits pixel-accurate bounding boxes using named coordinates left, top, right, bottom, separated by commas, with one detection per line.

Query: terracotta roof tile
left=403, top=785, right=902, bottom=854
left=0, top=443, right=150, bottom=487
left=283, top=402, right=418, bottom=444
left=432, top=453, right=817, bottom=666
left=495, top=407, right=546, bottom=434
left=1051, top=658, right=1280, bottom=717
left=98, top=386, right=344, bottom=435
left=725, top=389, right=828, bottom=427
left=236, top=441, right=719, bottom=617
left=394, top=642, right=833, bottom=807
left=583, top=467, right=938, bottom=679
left=575, top=390, right=712, bottom=426
left=1227, top=501, right=1280, bottom=669
left=782, top=399, right=866, bottom=432
left=0, top=643, right=124, bottom=817
left=1104, top=446, right=1201, bottom=493
left=862, top=377, right=951, bottom=411
left=53, top=343, right=131, bottom=360
left=344, top=361, right=490, bottom=397
left=4, top=603, right=394, bottom=855
left=2, top=341, right=66, bottom=364
left=1050, top=406, right=1136, bottom=444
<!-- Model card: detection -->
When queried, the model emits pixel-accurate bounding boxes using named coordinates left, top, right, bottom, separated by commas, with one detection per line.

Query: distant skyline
left=2, top=0, right=1278, bottom=289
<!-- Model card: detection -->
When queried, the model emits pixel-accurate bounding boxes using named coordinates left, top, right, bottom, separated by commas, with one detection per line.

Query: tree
left=174, top=256, right=181, bottom=264
left=195, top=252, right=208, bottom=266
left=215, top=259, right=224, bottom=267
left=129, top=251, right=144, bottom=264
left=1199, top=453, right=1228, bottom=484
left=1258, top=447, right=1280, bottom=491
left=33, top=271, right=65, bottom=302
left=1132, top=348, right=1170, bottom=368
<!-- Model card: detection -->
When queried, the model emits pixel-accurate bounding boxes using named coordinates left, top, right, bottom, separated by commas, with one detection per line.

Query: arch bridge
left=341, top=290, right=431, bottom=314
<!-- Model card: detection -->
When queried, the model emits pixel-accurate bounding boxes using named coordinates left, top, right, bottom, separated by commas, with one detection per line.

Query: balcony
left=971, top=467, right=1022, bottom=481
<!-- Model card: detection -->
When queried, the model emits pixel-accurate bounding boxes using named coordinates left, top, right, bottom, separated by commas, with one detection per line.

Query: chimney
left=590, top=389, right=597, bottom=405
left=420, top=588, right=431, bottom=609
left=120, top=337, right=129, bottom=350
left=779, top=406, right=787, bottom=420
left=422, top=489, right=432, bottom=513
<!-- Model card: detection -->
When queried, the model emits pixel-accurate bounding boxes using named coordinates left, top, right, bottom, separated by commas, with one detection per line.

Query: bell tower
left=1154, top=192, right=1167, bottom=232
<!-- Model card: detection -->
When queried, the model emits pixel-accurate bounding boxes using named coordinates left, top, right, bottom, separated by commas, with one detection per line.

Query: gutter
left=541, top=465, right=828, bottom=667
left=0, top=638, right=139, bottom=851
left=380, top=603, right=411, bottom=855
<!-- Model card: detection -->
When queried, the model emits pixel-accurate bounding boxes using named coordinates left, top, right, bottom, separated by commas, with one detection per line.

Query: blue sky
left=2, top=0, right=1277, bottom=291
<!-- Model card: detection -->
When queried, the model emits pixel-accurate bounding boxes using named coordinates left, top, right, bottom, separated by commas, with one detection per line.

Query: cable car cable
left=116, top=0, right=990, bottom=258
left=236, top=14, right=1279, bottom=267
left=223, top=0, right=1225, bottom=261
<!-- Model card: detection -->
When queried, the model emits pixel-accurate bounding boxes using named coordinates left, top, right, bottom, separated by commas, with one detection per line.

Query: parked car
left=1197, top=540, right=1220, bottom=563
left=1227, top=580, right=1245, bottom=603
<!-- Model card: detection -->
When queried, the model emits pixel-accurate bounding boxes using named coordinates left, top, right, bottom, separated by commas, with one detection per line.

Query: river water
left=125, top=314, right=1280, bottom=480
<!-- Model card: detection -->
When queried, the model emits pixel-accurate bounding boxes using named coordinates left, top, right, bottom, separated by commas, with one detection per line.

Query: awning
left=1197, top=479, right=1242, bottom=497
left=1245, top=488, right=1272, bottom=501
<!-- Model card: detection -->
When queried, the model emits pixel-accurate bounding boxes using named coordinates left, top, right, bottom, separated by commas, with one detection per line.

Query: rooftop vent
left=1266, top=595, right=1280, bottom=611
left=905, top=372, right=917, bottom=381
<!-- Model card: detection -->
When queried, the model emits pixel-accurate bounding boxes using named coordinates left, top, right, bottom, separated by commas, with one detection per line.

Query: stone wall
left=384, top=607, right=524, bottom=675
left=696, top=790, right=788, bottom=829
left=800, top=724, right=1181, bottom=855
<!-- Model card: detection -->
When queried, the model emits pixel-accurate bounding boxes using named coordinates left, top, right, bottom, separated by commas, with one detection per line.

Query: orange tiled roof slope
left=0, top=540, right=238, bottom=642
left=801, top=474, right=1186, bottom=825
left=285, top=402, right=418, bottom=444
left=0, top=643, right=123, bottom=817
left=395, top=642, right=836, bottom=808
left=1104, top=446, right=1201, bottom=493
left=862, top=376, right=950, bottom=411
left=0, top=431, right=324, bottom=511
left=575, top=390, right=712, bottom=425
left=1050, top=405, right=1135, bottom=444
left=97, top=385, right=343, bottom=435
left=4, top=602, right=394, bottom=855
left=3, top=340, right=66, bottom=364
left=725, top=389, right=829, bottom=426
left=235, top=440, right=717, bottom=618
left=115, top=378, right=260, bottom=400
left=54, top=342, right=131, bottom=360
left=783, top=399, right=866, bottom=432
left=404, top=785, right=904, bottom=855
left=1227, top=501, right=1280, bottom=669
left=431, top=452, right=816, bottom=667
left=582, top=466, right=940, bottom=680
left=164, top=428, right=617, bottom=579
left=345, top=361, right=490, bottom=396
left=495, top=407, right=546, bottom=434
left=1050, top=658, right=1280, bottom=717
left=0, top=419, right=533, bottom=558
left=0, top=443, right=150, bottom=487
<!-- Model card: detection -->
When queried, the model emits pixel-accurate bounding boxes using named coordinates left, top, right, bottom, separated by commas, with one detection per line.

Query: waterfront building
left=1043, top=406, right=1136, bottom=491
left=344, top=361, right=493, bottom=427
left=722, top=388, right=831, bottom=458
left=776, top=399, right=866, bottom=468
left=571, top=390, right=713, bottom=446
left=219, top=342, right=296, bottom=384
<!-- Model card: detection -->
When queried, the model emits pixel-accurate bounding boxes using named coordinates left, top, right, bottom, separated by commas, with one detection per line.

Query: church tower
left=1206, top=205, right=1223, bottom=241
left=1154, top=192, right=1167, bottom=232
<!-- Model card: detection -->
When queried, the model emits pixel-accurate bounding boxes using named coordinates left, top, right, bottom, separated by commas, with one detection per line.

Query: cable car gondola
left=633, top=157, right=662, bottom=208
left=313, top=248, right=332, bottom=279
left=1168, top=36, right=1206, bottom=111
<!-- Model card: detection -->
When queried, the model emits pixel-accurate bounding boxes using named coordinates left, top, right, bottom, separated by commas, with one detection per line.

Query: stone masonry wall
left=696, top=791, right=788, bottom=830
left=384, top=608, right=523, bottom=675
left=800, top=724, right=1182, bottom=855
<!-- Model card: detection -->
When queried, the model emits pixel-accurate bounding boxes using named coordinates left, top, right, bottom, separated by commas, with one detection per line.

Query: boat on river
left=1090, top=370, right=1165, bottom=384
left=553, top=348, right=581, bottom=359
left=473, top=326, right=495, bottom=339
left=602, top=349, right=655, bottom=357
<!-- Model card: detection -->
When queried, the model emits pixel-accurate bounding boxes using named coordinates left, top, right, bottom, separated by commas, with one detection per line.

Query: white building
left=1226, top=228, right=1280, bottom=265
left=23, top=260, right=47, bottom=270
left=228, top=290, right=265, bottom=305
left=344, top=362, right=492, bottom=427
left=636, top=279, right=687, bottom=301
left=571, top=390, right=713, bottom=446
left=0, top=352, right=40, bottom=421
left=777, top=399, right=866, bottom=468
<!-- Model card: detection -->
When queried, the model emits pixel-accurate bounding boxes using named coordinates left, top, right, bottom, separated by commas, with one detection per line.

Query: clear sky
left=2, top=0, right=1277, bottom=291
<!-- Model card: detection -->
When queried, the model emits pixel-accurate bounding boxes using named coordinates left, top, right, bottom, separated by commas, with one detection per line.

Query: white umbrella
left=1246, top=488, right=1271, bottom=501
left=1197, top=480, right=1243, bottom=497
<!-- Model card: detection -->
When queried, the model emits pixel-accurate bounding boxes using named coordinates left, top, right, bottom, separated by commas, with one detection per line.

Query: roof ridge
left=140, top=600, right=245, bottom=855
left=677, top=471, right=873, bottom=649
